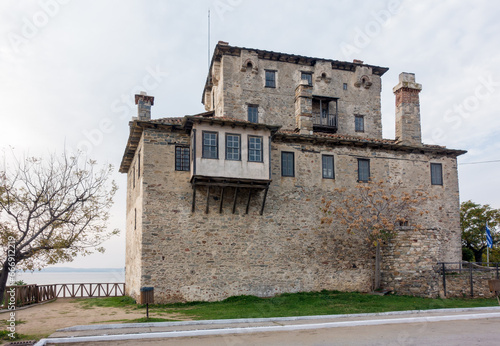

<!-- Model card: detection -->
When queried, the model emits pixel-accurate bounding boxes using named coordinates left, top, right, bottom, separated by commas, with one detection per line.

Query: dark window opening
left=322, top=155, right=334, bottom=179
left=175, top=146, right=190, bottom=171
left=355, top=115, right=365, bottom=132
left=265, top=70, right=276, bottom=88
left=301, top=72, right=313, bottom=86
left=248, top=105, right=258, bottom=123
left=343, top=83, right=348, bottom=90
left=202, top=132, right=218, bottom=159
left=357, top=159, right=370, bottom=182
left=138, top=150, right=141, bottom=177
left=431, top=163, right=443, bottom=185
left=281, top=151, right=295, bottom=177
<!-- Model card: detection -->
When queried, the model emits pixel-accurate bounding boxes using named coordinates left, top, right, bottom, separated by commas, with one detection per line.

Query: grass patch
left=92, top=317, right=179, bottom=324
left=2, top=319, right=25, bottom=326
left=74, top=296, right=137, bottom=309
left=150, top=290, right=499, bottom=320
left=75, top=291, right=499, bottom=321
left=125, top=317, right=179, bottom=323
left=0, top=329, right=45, bottom=343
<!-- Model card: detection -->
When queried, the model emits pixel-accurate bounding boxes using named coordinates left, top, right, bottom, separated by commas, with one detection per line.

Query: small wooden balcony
left=313, top=112, right=338, bottom=133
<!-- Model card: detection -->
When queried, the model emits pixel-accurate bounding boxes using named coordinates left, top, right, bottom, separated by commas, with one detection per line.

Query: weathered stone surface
left=121, top=43, right=465, bottom=302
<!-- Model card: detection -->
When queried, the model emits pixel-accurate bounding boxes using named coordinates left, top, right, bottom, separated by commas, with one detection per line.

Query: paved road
left=40, top=308, right=500, bottom=346
left=114, top=318, right=498, bottom=346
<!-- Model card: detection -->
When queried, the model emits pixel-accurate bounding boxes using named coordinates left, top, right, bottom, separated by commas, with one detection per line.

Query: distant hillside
left=20, top=267, right=125, bottom=273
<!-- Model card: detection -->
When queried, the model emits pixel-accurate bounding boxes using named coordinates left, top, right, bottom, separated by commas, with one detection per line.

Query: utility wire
left=460, top=160, right=500, bottom=165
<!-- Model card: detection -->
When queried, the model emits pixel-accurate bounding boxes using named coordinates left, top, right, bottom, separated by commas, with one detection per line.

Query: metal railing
left=312, top=112, right=337, bottom=128
left=438, top=262, right=500, bottom=297
left=1, top=282, right=125, bottom=309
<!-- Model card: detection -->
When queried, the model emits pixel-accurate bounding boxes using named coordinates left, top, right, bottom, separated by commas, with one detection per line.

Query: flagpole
left=487, top=242, right=490, bottom=266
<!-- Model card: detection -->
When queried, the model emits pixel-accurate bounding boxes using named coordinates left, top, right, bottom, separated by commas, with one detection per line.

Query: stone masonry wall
left=125, top=137, right=144, bottom=299
left=216, top=51, right=383, bottom=139
left=125, top=127, right=462, bottom=303
left=439, top=273, right=499, bottom=298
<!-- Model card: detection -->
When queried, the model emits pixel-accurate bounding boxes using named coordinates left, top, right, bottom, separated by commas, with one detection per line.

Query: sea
left=8, top=268, right=125, bottom=285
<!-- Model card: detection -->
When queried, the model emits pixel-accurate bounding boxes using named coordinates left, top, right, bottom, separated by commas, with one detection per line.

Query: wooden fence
left=1, top=283, right=125, bottom=309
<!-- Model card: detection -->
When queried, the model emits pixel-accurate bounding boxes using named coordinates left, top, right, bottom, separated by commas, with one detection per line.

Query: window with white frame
left=225, top=134, right=241, bottom=161
left=248, top=136, right=263, bottom=162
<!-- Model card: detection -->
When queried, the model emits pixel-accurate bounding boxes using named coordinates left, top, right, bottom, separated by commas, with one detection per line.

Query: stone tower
left=393, top=72, right=422, bottom=145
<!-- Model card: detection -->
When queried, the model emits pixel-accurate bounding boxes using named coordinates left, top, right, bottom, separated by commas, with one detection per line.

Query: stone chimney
left=134, top=91, right=154, bottom=121
left=295, top=80, right=313, bottom=135
left=393, top=73, right=422, bottom=146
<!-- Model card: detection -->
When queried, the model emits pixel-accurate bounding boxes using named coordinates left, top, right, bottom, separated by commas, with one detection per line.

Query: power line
left=460, top=160, right=500, bottom=165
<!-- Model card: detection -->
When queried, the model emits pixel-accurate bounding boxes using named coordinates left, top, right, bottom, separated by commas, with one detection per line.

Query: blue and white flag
left=486, top=223, right=493, bottom=249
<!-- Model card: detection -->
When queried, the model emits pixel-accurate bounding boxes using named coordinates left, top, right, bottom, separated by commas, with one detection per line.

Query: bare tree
left=0, top=151, right=118, bottom=301
left=321, top=180, right=431, bottom=290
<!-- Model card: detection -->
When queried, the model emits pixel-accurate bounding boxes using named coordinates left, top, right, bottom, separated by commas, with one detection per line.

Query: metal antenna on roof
left=208, top=9, right=211, bottom=69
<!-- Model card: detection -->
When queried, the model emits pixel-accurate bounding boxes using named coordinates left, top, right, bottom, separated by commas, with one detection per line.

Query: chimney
left=295, top=80, right=313, bottom=134
left=134, top=91, right=154, bottom=121
left=393, top=73, right=422, bottom=146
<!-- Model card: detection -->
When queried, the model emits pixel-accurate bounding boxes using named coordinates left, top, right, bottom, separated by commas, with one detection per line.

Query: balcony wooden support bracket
left=245, top=190, right=252, bottom=214
left=232, top=187, right=239, bottom=214
left=260, top=184, right=270, bottom=215
left=191, top=176, right=271, bottom=215
left=219, top=187, right=225, bottom=214
left=205, top=186, right=210, bottom=214
left=191, top=185, right=197, bottom=213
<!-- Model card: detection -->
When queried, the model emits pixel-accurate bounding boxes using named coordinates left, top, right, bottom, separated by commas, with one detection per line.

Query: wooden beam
left=260, top=186, right=269, bottom=215
left=205, top=186, right=210, bottom=214
left=232, top=188, right=238, bottom=214
left=219, top=187, right=225, bottom=214
left=192, top=182, right=268, bottom=189
left=245, top=190, right=252, bottom=214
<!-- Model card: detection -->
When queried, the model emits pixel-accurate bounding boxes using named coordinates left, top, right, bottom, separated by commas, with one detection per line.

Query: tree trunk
left=473, top=249, right=483, bottom=263
left=374, top=242, right=381, bottom=290
left=0, top=260, right=11, bottom=307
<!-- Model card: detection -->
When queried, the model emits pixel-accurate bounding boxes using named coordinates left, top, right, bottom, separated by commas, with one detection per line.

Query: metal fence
left=438, top=262, right=500, bottom=297
left=1, top=282, right=125, bottom=309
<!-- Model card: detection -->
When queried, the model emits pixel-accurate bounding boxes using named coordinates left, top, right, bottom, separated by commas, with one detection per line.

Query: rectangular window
left=358, top=159, right=370, bottom=182
left=322, top=155, right=334, bottom=179
left=265, top=70, right=276, bottom=88
left=343, top=83, right=348, bottom=90
left=202, top=132, right=218, bottom=159
left=248, top=105, right=258, bottom=123
left=281, top=151, right=295, bottom=177
left=248, top=136, right=263, bottom=162
left=226, top=134, right=241, bottom=161
left=301, top=72, right=312, bottom=86
left=175, top=146, right=190, bottom=171
left=355, top=115, right=365, bottom=132
left=431, top=163, right=443, bottom=185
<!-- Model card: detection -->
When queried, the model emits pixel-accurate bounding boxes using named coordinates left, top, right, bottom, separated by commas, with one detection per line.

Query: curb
left=35, top=310, right=500, bottom=345
left=56, top=305, right=500, bottom=332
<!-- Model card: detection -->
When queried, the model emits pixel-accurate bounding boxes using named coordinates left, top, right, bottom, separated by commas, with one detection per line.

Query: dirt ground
left=0, top=298, right=187, bottom=340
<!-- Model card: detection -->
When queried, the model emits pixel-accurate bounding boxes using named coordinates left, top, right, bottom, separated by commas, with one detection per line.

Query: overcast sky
left=1, top=0, right=499, bottom=269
